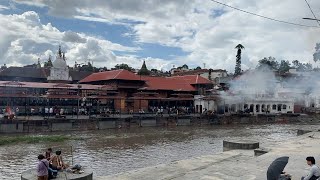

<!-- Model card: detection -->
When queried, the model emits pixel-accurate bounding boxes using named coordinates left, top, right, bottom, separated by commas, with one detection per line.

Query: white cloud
left=7, top=0, right=320, bottom=72
left=0, top=4, right=9, bottom=11
left=0, top=11, right=144, bottom=68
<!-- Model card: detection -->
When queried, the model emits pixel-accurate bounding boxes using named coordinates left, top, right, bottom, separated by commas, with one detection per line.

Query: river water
left=0, top=123, right=319, bottom=179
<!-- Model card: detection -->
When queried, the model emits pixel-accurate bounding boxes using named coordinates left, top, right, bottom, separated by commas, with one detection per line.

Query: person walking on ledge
left=301, top=156, right=320, bottom=180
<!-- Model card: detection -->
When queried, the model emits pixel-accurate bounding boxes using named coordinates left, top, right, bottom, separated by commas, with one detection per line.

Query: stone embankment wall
left=0, top=114, right=319, bottom=133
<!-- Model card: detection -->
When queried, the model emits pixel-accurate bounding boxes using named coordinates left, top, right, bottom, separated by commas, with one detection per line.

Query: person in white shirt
left=301, top=156, right=320, bottom=180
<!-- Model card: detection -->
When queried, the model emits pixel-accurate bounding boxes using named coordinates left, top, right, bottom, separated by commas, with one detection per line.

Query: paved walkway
left=97, top=131, right=320, bottom=180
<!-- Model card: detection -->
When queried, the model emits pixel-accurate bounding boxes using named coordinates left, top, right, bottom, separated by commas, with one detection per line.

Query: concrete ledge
left=254, top=148, right=269, bottom=156
left=223, top=140, right=259, bottom=151
left=51, top=122, right=72, bottom=131
left=21, top=169, right=93, bottom=180
left=297, top=129, right=312, bottom=136
left=177, top=119, right=191, bottom=126
left=140, top=120, right=157, bottom=127
left=98, top=121, right=116, bottom=129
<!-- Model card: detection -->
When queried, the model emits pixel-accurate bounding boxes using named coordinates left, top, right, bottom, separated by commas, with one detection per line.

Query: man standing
left=301, top=156, right=320, bottom=180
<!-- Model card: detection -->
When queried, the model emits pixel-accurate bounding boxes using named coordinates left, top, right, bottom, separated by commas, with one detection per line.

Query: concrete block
left=51, top=122, right=72, bottom=131
left=140, top=119, right=157, bottom=127
left=21, top=168, right=93, bottom=180
left=0, top=123, right=23, bottom=133
left=177, top=119, right=191, bottom=126
left=98, top=121, right=116, bottom=129
left=223, top=140, right=259, bottom=151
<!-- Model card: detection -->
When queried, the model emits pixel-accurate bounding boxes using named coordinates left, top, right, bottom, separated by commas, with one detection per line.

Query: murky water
left=0, top=123, right=319, bottom=179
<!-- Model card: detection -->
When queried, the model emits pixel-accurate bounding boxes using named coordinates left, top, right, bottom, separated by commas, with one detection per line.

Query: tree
left=138, top=60, right=150, bottom=75
left=278, top=60, right=291, bottom=73
left=114, top=63, right=134, bottom=71
left=194, top=66, right=202, bottom=70
left=79, top=62, right=94, bottom=72
left=234, top=44, right=244, bottom=76
left=181, top=64, right=189, bottom=69
left=291, top=60, right=313, bottom=72
left=256, top=57, right=279, bottom=70
left=44, top=55, right=53, bottom=68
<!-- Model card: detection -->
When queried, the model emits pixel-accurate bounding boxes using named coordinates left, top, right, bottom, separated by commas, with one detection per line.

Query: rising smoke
left=221, top=66, right=320, bottom=104
left=313, top=43, right=320, bottom=62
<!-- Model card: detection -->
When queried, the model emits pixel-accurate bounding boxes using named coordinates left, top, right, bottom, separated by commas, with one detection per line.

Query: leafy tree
left=114, top=63, right=134, bottom=71
left=181, top=64, right=189, bottom=69
left=278, top=60, right=291, bottom=73
left=256, top=57, right=279, bottom=70
left=292, top=60, right=312, bottom=72
left=194, top=66, right=202, bottom=70
left=138, top=60, right=150, bottom=75
left=79, top=62, right=95, bottom=72
left=44, top=55, right=53, bottom=68
left=234, top=44, right=244, bottom=76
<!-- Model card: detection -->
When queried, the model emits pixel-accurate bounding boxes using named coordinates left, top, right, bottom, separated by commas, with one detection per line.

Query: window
left=272, top=104, right=276, bottom=110
left=256, top=104, right=260, bottom=112
left=261, top=104, right=265, bottom=112
left=283, top=104, right=287, bottom=110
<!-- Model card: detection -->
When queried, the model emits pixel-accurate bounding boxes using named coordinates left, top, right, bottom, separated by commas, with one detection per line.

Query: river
left=0, top=123, right=319, bottom=179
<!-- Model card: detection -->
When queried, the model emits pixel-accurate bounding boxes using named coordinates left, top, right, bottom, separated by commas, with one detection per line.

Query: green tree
left=181, top=64, right=189, bottom=69
left=138, top=60, right=150, bottom=75
left=114, top=63, right=134, bottom=71
left=194, top=66, right=202, bottom=70
left=257, top=57, right=279, bottom=70
left=44, top=55, right=53, bottom=68
left=234, top=44, right=244, bottom=76
left=292, top=60, right=312, bottom=72
left=278, top=60, right=291, bottom=73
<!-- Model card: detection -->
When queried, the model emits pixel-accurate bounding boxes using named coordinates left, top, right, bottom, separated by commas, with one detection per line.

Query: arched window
left=272, top=104, right=277, bottom=110
left=283, top=104, right=287, bottom=110
left=256, top=104, right=260, bottom=112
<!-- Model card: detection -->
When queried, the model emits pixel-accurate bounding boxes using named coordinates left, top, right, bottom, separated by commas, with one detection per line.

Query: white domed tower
left=47, top=46, right=72, bottom=82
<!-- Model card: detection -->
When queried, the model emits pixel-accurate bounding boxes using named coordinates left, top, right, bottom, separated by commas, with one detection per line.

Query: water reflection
left=0, top=124, right=318, bottom=180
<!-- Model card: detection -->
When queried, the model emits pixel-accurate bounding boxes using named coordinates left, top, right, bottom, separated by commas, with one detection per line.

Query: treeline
left=256, top=57, right=314, bottom=73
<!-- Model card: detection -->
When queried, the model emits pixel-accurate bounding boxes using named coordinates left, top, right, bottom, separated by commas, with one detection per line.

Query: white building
left=47, top=46, right=72, bottom=82
left=194, top=95, right=216, bottom=113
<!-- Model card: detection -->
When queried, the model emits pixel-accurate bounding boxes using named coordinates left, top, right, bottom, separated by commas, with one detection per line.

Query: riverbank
left=0, top=135, right=71, bottom=146
left=1, top=113, right=318, bottom=133
left=97, top=130, right=320, bottom=180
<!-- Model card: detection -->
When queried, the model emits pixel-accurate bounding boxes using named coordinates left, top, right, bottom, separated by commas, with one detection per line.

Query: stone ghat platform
left=21, top=169, right=93, bottom=180
left=97, top=131, right=320, bottom=180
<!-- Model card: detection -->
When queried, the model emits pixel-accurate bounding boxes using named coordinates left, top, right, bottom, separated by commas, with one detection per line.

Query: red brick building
left=80, top=69, right=213, bottom=112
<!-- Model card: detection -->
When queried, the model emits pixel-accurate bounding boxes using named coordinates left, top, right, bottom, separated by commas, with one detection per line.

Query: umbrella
left=267, top=156, right=289, bottom=180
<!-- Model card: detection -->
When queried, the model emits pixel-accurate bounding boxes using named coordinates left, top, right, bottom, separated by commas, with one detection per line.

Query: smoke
left=219, top=67, right=320, bottom=105
left=313, top=43, right=320, bottom=62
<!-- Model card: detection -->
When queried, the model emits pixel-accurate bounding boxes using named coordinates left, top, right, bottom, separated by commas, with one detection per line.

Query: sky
left=0, top=0, right=320, bottom=72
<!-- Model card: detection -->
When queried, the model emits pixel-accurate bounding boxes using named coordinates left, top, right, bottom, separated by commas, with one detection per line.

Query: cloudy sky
left=0, top=0, right=320, bottom=72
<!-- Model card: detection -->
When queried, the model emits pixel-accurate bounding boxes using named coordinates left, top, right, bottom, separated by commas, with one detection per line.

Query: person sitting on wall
left=44, top=148, right=53, bottom=161
left=37, top=154, right=49, bottom=180
left=301, top=156, right=320, bottom=180
left=50, top=150, right=68, bottom=170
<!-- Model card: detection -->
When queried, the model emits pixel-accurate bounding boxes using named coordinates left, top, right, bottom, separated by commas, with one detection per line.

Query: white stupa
left=47, top=46, right=72, bottom=82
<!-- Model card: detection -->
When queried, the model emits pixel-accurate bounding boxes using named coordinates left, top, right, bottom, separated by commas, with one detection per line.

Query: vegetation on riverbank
left=0, top=135, right=70, bottom=146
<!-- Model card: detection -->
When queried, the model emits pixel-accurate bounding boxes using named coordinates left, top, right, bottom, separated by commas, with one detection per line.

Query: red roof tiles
left=140, top=75, right=212, bottom=91
left=141, top=76, right=196, bottom=91
left=80, top=69, right=142, bottom=83
left=171, top=75, right=212, bottom=84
